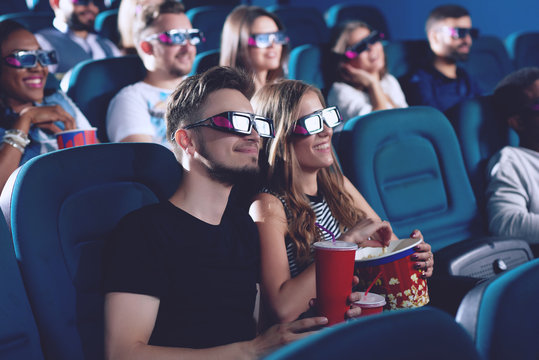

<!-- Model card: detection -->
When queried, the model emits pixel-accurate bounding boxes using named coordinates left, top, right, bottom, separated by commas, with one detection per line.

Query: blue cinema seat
left=456, top=258, right=539, bottom=360
left=0, top=216, right=44, bottom=360
left=288, top=44, right=326, bottom=92
left=65, top=55, right=146, bottom=142
left=324, top=3, right=390, bottom=39
left=505, top=31, right=539, bottom=69
left=445, top=96, right=519, bottom=207
left=94, top=8, right=119, bottom=45
left=265, top=307, right=480, bottom=360
left=186, top=5, right=235, bottom=53
left=460, top=35, right=513, bottom=95
left=336, top=106, right=532, bottom=274
left=190, top=48, right=220, bottom=75
left=266, top=5, right=328, bottom=48
left=3, top=143, right=182, bottom=360
left=0, top=11, right=53, bottom=32
left=384, top=39, right=430, bottom=79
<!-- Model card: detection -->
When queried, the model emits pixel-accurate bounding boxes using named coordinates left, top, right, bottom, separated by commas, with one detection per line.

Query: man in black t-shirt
left=103, top=66, right=328, bottom=359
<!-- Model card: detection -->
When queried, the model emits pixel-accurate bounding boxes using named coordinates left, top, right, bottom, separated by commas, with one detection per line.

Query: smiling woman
left=220, top=5, right=289, bottom=91
left=0, top=20, right=92, bottom=192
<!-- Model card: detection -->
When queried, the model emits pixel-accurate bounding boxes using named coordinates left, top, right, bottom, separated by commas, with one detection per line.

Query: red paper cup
left=355, top=238, right=429, bottom=310
left=313, top=241, right=358, bottom=326
left=354, top=292, right=386, bottom=316
left=56, top=128, right=97, bottom=149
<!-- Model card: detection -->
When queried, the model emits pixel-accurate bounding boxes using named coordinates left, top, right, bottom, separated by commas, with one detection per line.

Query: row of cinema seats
left=0, top=126, right=537, bottom=359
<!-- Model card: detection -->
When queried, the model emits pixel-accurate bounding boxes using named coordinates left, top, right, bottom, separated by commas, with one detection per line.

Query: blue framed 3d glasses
left=293, top=106, right=342, bottom=135
left=248, top=31, right=289, bottom=48
left=344, top=30, right=385, bottom=60
left=145, top=28, right=205, bottom=46
left=3, top=50, right=57, bottom=68
left=183, top=111, right=275, bottom=138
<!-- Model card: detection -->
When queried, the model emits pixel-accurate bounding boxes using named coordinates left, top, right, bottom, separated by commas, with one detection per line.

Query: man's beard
left=68, top=12, right=95, bottom=32
left=197, top=140, right=260, bottom=187
left=447, top=46, right=470, bottom=62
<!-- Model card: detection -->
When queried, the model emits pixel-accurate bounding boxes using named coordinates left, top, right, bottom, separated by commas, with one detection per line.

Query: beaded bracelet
left=4, top=129, right=30, bottom=146
left=3, top=137, right=25, bottom=153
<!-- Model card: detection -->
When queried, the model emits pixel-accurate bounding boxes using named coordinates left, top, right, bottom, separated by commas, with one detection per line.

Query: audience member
left=35, top=0, right=122, bottom=76
left=0, top=20, right=92, bottom=192
left=103, top=66, right=327, bottom=359
left=401, top=4, right=482, bottom=112
left=220, top=5, right=289, bottom=91
left=250, top=80, right=433, bottom=325
left=107, top=0, right=200, bottom=147
left=327, top=21, right=407, bottom=123
left=117, top=0, right=163, bottom=54
left=486, top=67, right=539, bottom=254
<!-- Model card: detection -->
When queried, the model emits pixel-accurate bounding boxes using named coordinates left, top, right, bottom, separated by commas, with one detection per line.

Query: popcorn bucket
left=355, top=238, right=429, bottom=310
left=56, top=128, right=97, bottom=149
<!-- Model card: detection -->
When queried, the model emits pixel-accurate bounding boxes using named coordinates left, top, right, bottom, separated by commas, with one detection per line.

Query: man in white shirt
left=106, top=0, right=201, bottom=148
left=35, top=0, right=122, bottom=75
left=486, top=67, right=539, bottom=254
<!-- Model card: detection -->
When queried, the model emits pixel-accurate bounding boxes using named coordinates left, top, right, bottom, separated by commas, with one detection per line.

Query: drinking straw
left=363, top=270, right=383, bottom=299
left=315, top=222, right=336, bottom=243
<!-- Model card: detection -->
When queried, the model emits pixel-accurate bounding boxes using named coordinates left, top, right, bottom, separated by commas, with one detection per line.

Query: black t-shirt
left=103, top=201, right=260, bottom=349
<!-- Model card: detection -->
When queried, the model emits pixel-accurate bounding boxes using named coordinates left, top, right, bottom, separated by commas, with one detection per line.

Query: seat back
left=6, top=143, right=182, bottom=360
left=384, top=39, right=430, bottom=79
left=190, top=49, right=220, bottom=75
left=288, top=44, right=326, bottom=91
left=186, top=5, right=234, bottom=53
left=445, top=96, right=519, bottom=206
left=267, top=5, right=328, bottom=48
left=0, top=216, right=44, bottom=360
left=324, top=3, right=390, bottom=39
left=265, top=307, right=480, bottom=360
left=456, top=258, right=539, bottom=360
left=337, top=106, right=479, bottom=252
left=66, top=55, right=146, bottom=142
left=505, top=31, right=539, bottom=69
left=94, top=8, right=119, bottom=45
left=0, top=11, right=53, bottom=32
left=460, top=35, right=513, bottom=94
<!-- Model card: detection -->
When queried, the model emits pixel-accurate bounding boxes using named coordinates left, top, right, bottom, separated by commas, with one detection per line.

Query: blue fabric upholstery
left=505, top=31, right=539, bottom=69
left=266, top=5, right=328, bottom=47
left=288, top=44, right=326, bottom=91
left=337, top=106, right=479, bottom=251
left=66, top=55, right=146, bottom=142
left=0, top=11, right=53, bottom=32
left=94, top=8, right=119, bottom=45
left=324, top=3, right=390, bottom=39
left=384, top=39, right=430, bottom=79
left=6, top=143, right=182, bottom=360
left=445, top=96, right=519, bottom=207
left=460, top=36, right=513, bottom=94
left=265, top=307, right=480, bottom=360
left=456, top=258, right=539, bottom=360
left=190, top=48, right=220, bottom=76
left=186, top=5, right=234, bottom=53
left=0, top=216, right=44, bottom=360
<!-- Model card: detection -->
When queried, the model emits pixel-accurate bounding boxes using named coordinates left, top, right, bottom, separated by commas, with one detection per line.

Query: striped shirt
left=262, top=190, right=343, bottom=278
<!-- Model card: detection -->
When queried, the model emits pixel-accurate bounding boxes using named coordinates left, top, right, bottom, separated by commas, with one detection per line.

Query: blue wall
left=289, top=0, right=539, bottom=41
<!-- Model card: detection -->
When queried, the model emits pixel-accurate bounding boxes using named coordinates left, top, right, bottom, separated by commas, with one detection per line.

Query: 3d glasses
left=343, top=30, right=385, bottom=59
left=183, top=111, right=275, bottom=138
left=442, top=27, right=479, bottom=39
left=145, top=28, right=205, bottom=46
left=248, top=31, right=289, bottom=48
left=293, top=106, right=342, bottom=135
left=70, top=0, right=96, bottom=5
left=3, top=50, right=58, bottom=69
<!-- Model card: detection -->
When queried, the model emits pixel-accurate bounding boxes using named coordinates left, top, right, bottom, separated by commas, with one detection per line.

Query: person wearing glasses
left=103, top=66, right=328, bottom=359
left=401, top=4, right=482, bottom=112
left=220, top=6, right=289, bottom=91
left=35, top=0, right=122, bottom=76
left=106, top=0, right=202, bottom=147
left=486, top=67, right=539, bottom=256
left=327, top=21, right=408, bottom=129
left=0, top=20, right=92, bottom=192
left=249, top=79, right=434, bottom=326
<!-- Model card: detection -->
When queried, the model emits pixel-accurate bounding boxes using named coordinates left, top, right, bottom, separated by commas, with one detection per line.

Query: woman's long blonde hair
left=252, top=80, right=365, bottom=264
left=219, top=6, right=288, bottom=84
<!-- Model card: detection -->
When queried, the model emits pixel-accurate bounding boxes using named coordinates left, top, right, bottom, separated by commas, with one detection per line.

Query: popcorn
left=389, top=278, right=400, bottom=285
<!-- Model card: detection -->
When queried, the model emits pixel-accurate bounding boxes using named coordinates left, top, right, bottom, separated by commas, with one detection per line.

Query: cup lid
left=354, top=292, right=386, bottom=308
left=313, top=240, right=358, bottom=251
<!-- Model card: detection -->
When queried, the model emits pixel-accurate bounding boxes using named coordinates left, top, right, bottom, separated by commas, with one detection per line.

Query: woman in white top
left=327, top=21, right=407, bottom=122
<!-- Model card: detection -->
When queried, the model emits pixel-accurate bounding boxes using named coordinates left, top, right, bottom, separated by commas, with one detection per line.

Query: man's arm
left=104, top=292, right=327, bottom=360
